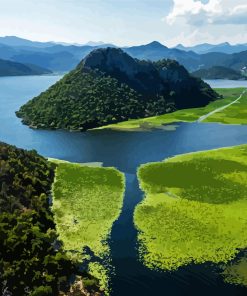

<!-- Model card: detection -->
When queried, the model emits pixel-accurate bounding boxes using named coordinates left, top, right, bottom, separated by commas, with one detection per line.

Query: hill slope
left=192, top=66, right=246, bottom=80
left=0, top=142, right=102, bottom=295
left=0, top=142, right=73, bottom=295
left=0, top=58, right=51, bottom=76
left=16, top=48, right=218, bottom=131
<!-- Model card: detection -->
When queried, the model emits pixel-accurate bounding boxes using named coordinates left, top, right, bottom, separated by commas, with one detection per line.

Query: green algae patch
left=48, top=157, right=103, bottom=167
left=51, top=162, right=125, bottom=293
left=134, top=145, right=247, bottom=271
left=223, top=256, right=247, bottom=287
left=95, top=88, right=246, bottom=131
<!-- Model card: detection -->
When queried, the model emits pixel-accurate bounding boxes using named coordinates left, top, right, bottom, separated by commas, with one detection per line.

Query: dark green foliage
left=16, top=49, right=218, bottom=131
left=192, top=66, right=247, bottom=80
left=17, top=69, right=149, bottom=130
left=0, top=142, right=75, bottom=295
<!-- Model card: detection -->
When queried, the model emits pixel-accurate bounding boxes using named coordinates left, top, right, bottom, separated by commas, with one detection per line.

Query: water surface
left=205, top=79, right=247, bottom=88
left=1, top=75, right=247, bottom=295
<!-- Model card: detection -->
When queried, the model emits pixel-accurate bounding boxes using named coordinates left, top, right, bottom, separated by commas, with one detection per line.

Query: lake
left=205, top=79, right=247, bottom=88
left=1, top=76, right=247, bottom=295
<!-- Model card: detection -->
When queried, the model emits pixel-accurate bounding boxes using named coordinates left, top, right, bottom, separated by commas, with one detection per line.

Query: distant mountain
left=175, top=42, right=247, bottom=54
left=0, top=36, right=54, bottom=48
left=192, top=66, right=247, bottom=80
left=1, top=36, right=247, bottom=73
left=16, top=48, right=218, bottom=131
left=198, top=51, right=247, bottom=72
left=0, top=58, right=51, bottom=76
left=11, top=51, right=80, bottom=72
left=83, top=41, right=106, bottom=46
left=125, top=41, right=198, bottom=60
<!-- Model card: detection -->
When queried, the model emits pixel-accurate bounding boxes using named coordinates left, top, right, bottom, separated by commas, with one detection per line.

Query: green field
left=51, top=162, right=125, bottom=292
left=96, top=88, right=246, bottom=131
left=204, top=89, right=247, bottom=124
left=134, top=145, right=247, bottom=271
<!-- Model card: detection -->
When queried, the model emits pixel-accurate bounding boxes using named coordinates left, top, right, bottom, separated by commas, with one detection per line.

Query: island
left=16, top=47, right=219, bottom=131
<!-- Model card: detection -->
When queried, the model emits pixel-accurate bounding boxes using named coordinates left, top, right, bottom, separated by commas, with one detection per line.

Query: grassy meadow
left=95, top=88, right=246, bottom=131
left=134, top=145, right=247, bottom=272
left=204, top=89, right=247, bottom=124
left=51, top=161, right=125, bottom=292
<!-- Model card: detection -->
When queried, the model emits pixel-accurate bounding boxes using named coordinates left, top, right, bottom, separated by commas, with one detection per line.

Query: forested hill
left=192, top=66, right=247, bottom=80
left=16, top=48, right=219, bottom=131
left=0, top=58, right=51, bottom=76
left=0, top=142, right=101, bottom=295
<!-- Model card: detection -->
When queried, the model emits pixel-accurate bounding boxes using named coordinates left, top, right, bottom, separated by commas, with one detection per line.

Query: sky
left=0, top=0, right=247, bottom=47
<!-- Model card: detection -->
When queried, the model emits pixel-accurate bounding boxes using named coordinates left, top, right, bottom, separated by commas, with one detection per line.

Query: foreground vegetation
left=0, top=142, right=101, bottom=296
left=52, top=162, right=125, bottom=293
left=16, top=48, right=218, bottom=131
left=134, top=145, right=247, bottom=272
left=99, top=88, right=245, bottom=130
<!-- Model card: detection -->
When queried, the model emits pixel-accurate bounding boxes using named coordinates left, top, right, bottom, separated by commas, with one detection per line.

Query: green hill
left=0, top=58, right=51, bottom=76
left=192, top=66, right=246, bottom=80
left=16, top=48, right=218, bottom=131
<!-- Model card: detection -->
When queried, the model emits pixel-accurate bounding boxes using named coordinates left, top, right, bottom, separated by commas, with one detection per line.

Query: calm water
left=1, top=76, right=247, bottom=295
left=205, top=79, right=247, bottom=88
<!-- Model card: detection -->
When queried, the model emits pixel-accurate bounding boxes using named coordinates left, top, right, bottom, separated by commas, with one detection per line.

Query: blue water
left=205, top=79, right=247, bottom=88
left=1, top=75, right=247, bottom=295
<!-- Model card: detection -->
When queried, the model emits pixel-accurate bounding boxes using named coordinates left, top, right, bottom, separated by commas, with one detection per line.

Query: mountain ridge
left=0, top=58, right=51, bottom=76
left=192, top=66, right=247, bottom=80
left=1, top=36, right=247, bottom=74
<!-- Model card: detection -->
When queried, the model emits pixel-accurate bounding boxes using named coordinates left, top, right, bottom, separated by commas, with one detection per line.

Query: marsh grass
left=204, top=90, right=247, bottom=124
left=51, top=162, right=125, bottom=293
left=96, top=88, right=246, bottom=130
left=134, top=145, right=247, bottom=271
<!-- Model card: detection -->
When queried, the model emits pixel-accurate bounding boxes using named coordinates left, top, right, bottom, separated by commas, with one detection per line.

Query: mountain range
left=175, top=42, right=247, bottom=54
left=1, top=36, right=247, bottom=74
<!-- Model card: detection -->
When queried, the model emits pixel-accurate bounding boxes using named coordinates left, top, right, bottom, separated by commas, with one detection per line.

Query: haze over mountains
left=0, top=36, right=247, bottom=75
left=0, top=58, right=51, bottom=76
left=175, top=42, right=247, bottom=55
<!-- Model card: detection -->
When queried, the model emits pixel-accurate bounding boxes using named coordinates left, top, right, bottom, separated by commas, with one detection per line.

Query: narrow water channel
left=109, top=169, right=247, bottom=296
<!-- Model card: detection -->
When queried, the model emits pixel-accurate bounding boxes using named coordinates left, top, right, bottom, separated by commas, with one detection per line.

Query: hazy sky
left=0, top=0, right=247, bottom=46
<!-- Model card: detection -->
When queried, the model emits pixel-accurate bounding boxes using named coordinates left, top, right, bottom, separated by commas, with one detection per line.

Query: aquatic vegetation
left=223, top=256, right=247, bottom=287
left=52, top=162, right=125, bottom=292
left=98, top=88, right=245, bottom=130
left=134, top=145, right=247, bottom=271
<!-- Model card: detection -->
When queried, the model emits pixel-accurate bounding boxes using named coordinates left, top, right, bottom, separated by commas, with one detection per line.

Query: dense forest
left=0, top=142, right=100, bottom=296
left=192, top=66, right=247, bottom=80
left=16, top=48, right=219, bottom=131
